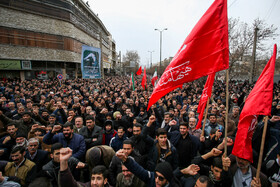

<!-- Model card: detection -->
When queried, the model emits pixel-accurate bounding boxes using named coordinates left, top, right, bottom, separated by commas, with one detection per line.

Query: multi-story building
left=0, top=0, right=117, bottom=80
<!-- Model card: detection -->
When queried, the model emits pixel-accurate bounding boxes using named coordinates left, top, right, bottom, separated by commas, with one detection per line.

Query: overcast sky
left=87, top=0, right=280, bottom=67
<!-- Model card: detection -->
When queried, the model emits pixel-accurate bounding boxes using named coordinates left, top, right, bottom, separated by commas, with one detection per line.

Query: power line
left=229, top=0, right=238, bottom=9
left=264, top=0, right=278, bottom=20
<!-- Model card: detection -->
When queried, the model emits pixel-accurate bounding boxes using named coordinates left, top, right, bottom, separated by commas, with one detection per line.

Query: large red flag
left=141, top=67, right=147, bottom=89
left=136, top=66, right=142, bottom=75
left=147, top=0, right=228, bottom=110
left=232, top=44, right=277, bottom=163
left=196, top=73, right=215, bottom=129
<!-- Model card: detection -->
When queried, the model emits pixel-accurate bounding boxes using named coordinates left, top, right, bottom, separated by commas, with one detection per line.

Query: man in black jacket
left=79, top=116, right=102, bottom=149
left=129, top=123, right=154, bottom=157
left=167, top=122, right=201, bottom=169
left=191, top=148, right=232, bottom=187
left=42, top=143, right=85, bottom=187
left=0, top=123, right=18, bottom=160
left=25, top=138, right=49, bottom=171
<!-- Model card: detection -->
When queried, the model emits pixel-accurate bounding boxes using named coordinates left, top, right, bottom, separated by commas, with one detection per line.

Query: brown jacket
left=86, top=145, right=115, bottom=171
left=5, top=158, right=36, bottom=186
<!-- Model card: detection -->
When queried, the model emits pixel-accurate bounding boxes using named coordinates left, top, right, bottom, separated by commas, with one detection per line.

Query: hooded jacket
left=109, top=133, right=128, bottom=152
left=148, top=139, right=178, bottom=171
left=102, top=120, right=117, bottom=145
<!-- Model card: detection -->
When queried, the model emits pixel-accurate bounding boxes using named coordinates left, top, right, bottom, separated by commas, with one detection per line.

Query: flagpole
left=256, top=116, right=268, bottom=179
left=224, top=69, right=229, bottom=157
left=201, top=97, right=210, bottom=137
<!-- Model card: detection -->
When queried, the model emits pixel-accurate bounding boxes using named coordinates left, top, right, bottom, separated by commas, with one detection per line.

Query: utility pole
left=148, top=50, right=154, bottom=68
left=155, top=28, right=167, bottom=74
left=250, top=27, right=258, bottom=83
left=119, top=51, right=122, bottom=74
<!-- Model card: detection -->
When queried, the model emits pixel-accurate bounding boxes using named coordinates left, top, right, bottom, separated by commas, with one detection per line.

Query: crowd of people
left=0, top=75, right=279, bottom=187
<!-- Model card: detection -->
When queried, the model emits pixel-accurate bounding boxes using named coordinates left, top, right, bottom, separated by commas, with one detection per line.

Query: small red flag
left=232, top=44, right=277, bottom=163
left=147, top=0, right=228, bottom=110
left=136, top=66, right=142, bottom=75
left=196, top=73, right=215, bottom=129
left=141, top=67, right=147, bottom=89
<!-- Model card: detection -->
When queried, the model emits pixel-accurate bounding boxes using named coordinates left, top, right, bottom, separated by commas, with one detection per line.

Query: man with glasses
left=116, top=149, right=199, bottom=187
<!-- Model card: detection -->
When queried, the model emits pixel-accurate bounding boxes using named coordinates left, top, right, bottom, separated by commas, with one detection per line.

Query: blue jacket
left=43, top=132, right=86, bottom=160
left=109, top=133, right=128, bottom=152
left=124, top=157, right=156, bottom=187
left=204, top=122, right=224, bottom=137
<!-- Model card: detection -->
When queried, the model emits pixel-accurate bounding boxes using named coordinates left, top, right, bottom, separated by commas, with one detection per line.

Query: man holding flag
left=230, top=44, right=277, bottom=187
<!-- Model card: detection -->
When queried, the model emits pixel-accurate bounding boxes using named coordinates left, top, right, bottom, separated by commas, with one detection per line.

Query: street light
left=154, top=28, right=168, bottom=71
left=148, top=50, right=154, bottom=68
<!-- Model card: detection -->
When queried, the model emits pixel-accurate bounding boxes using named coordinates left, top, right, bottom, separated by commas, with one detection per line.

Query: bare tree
left=228, top=18, right=277, bottom=79
left=122, top=50, right=140, bottom=68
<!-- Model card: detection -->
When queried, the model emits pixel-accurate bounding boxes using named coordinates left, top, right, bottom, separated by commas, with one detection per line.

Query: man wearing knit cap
left=155, top=162, right=176, bottom=187
left=116, top=149, right=199, bottom=187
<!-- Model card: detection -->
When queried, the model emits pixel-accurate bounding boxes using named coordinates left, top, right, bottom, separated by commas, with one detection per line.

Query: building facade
left=0, top=0, right=117, bottom=80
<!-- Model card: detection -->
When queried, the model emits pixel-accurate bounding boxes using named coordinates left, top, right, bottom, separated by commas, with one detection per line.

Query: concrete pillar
left=75, top=63, right=78, bottom=78
left=20, top=71, right=25, bottom=81
left=62, top=62, right=66, bottom=79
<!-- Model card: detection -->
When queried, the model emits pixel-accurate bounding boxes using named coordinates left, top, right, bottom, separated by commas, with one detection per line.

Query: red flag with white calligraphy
left=196, top=73, right=215, bottom=129
left=147, top=0, right=228, bottom=110
left=232, top=44, right=277, bottom=163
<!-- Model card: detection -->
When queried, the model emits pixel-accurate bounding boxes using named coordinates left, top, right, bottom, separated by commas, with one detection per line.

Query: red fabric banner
left=136, top=66, right=142, bottom=75
left=232, top=44, right=277, bottom=163
left=141, top=67, right=147, bottom=89
left=197, top=102, right=207, bottom=130
left=147, top=0, right=228, bottom=110
left=196, top=73, right=215, bottom=129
